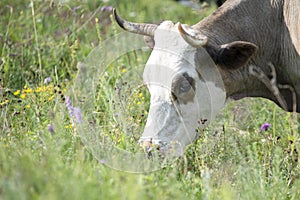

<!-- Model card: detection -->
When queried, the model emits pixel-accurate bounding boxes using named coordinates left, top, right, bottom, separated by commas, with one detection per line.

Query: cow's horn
left=178, top=23, right=208, bottom=47
left=113, top=8, right=157, bottom=37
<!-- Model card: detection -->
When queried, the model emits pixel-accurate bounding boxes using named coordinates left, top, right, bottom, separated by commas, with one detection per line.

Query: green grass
left=1, top=0, right=300, bottom=199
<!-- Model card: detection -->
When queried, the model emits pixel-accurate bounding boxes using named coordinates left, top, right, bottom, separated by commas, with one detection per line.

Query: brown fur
left=193, top=0, right=300, bottom=112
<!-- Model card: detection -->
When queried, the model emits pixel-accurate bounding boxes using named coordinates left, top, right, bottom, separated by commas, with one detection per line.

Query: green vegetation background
left=1, top=0, right=299, bottom=199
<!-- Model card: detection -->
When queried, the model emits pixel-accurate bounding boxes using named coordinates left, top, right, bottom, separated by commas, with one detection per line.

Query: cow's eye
left=171, top=73, right=195, bottom=101
left=179, top=78, right=192, bottom=93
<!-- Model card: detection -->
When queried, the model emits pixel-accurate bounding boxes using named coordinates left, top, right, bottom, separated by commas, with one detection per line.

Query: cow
left=113, top=0, right=300, bottom=156
left=176, top=0, right=226, bottom=7
left=216, top=0, right=226, bottom=6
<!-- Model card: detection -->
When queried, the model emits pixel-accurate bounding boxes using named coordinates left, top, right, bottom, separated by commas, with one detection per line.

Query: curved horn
left=178, top=23, right=208, bottom=48
left=113, top=8, right=158, bottom=37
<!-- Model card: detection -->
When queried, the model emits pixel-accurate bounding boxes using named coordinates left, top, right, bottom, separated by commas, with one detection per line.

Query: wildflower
left=65, top=96, right=74, bottom=117
left=260, top=123, right=271, bottom=133
left=48, top=124, right=54, bottom=133
left=99, top=159, right=106, bottom=164
left=35, top=87, right=42, bottom=93
left=137, top=101, right=142, bottom=105
left=95, top=17, right=99, bottom=23
left=121, top=68, right=127, bottom=73
left=72, top=6, right=80, bottom=12
left=73, top=107, right=82, bottom=123
left=138, top=93, right=143, bottom=98
left=13, top=90, right=20, bottom=96
left=48, top=95, right=54, bottom=101
left=65, top=96, right=82, bottom=124
left=20, top=93, right=26, bottom=99
left=0, top=99, right=9, bottom=106
left=44, top=77, right=51, bottom=84
left=25, top=105, right=30, bottom=109
left=65, top=124, right=73, bottom=129
left=113, top=112, right=119, bottom=118
left=101, top=6, right=113, bottom=12
left=23, top=88, right=33, bottom=93
left=13, top=111, right=20, bottom=116
left=261, top=139, right=266, bottom=143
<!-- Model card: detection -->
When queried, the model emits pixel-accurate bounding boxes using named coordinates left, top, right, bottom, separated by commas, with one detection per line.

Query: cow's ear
left=216, top=41, right=258, bottom=70
left=144, top=36, right=155, bottom=49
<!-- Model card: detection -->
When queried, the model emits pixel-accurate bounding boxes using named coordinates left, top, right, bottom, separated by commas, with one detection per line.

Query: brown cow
left=113, top=0, right=300, bottom=156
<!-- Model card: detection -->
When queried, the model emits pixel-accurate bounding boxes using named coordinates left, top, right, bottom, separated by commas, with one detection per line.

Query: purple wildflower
left=65, top=96, right=82, bottom=124
left=101, top=6, right=113, bottom=12
left=48, top=124, right=55, bottom=133
left=73, top=107, right=82, bottom=123
left=44, top=77, right=51, bottom=84
left=260, top=123, right=271, bottom=133
left=99, top=159, right=106, bottom=164
left=65, top=96, right=74, bottom=117
left=65, top=96, right=71, bottom=107
left=72, top=6, right=80, bottom=12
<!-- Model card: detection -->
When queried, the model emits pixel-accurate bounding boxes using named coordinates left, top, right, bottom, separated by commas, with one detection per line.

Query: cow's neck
left=194, top=0, right=300, bottom=112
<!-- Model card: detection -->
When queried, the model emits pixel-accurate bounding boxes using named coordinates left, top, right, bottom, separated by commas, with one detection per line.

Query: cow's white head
left=140, top=21, right=227, bottom=156
left=113, top=9, right=257, bottom=157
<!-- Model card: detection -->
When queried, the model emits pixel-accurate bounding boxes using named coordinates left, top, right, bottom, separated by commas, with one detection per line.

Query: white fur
left=141, top=21, right=226, bottom=155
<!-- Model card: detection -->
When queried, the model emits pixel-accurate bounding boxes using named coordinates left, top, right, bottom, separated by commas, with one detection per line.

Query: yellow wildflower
left=35, top=88, right=41, bottom=93
left=20, top=93, right=26, bottom=99
left=47, top=85, right=53, bottom=91
left=137, top=101, right=141, bottom=105
left=13, top=90, right=20, bottom=96
left=138, top=93, right=143, bottom=98
left=121, top=68, right=127, bottom=73
left=25, top=105, right=30, bottom=109
left=65, top=124, right=73, bottom=129
left=40, top=86, right=46, bottom=92
left=0, top=100, right=9, bottom=106
left=23, top=88, right=33, bottom=93
left=48, top=95, right=54, bottom=101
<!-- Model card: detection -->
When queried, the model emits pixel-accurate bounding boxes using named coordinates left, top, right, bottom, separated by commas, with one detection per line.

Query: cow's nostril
left=144, top=144, right=154, bottom=159
left=140, top=140, right=162, bottom=159
left=146, top=148, right=152, bottom=159
left=142, top=140, right=152, bottom=148
left=143, top=141, right=155, bottom=154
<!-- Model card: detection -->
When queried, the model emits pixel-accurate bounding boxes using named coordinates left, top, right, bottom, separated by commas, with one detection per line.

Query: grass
left=1, top=0, right=300, bottom=199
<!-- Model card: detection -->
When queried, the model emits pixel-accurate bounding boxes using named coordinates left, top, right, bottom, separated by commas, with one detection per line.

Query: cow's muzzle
left=140, top=139, right=183, bottom=159
left=139, top=139, right=167, bottom=159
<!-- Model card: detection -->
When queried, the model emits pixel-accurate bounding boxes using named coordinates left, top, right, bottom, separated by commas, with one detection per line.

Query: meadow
left=1, top=0, right=300, bottom=199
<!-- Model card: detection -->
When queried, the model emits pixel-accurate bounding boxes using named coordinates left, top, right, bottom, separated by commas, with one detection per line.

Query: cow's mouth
left=139, top=139, right=184, bottom=159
